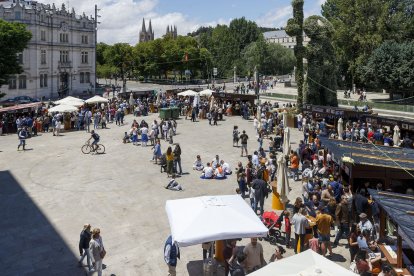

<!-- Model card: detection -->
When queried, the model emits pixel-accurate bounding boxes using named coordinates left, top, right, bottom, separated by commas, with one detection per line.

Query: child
left=123, top=132, right=130, bottom=143
left=193, top=155, right=204, bottom=171
left=283, top=211, right=292, bottom=248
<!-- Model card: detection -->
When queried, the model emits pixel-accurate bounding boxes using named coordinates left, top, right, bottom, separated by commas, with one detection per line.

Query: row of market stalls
left=303, top=104, right=414, bottom=138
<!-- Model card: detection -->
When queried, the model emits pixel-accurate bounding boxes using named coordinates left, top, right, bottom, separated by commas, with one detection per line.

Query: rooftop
left=320, top=137, right=414, bottom=171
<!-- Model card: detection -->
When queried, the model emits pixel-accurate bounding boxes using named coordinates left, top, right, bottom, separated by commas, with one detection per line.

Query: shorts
left=241, top=144, right=247, bottom=149
left=318, top=234, right=330, bottom=242
left=92, top=139, right=99, bottom=145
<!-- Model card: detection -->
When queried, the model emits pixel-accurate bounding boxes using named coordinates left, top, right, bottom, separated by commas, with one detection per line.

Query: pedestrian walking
left=164, top=235, right=180, bottom=276
left=89, top=228, right=106, bottom=276
left=173, top=144, right=182, bottom=175
left=78, top=224, right=93, bottom=271
left=239, top=130, right=249, bottom=157
left=17, top=127, right=28, bottom=151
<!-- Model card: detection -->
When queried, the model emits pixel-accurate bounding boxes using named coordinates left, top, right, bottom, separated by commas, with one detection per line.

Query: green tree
left=361, top=40, right=414, bottom=99
left=322, top=0, right=413, bottom=88
left=286, top=0, right=305, bottom=111
left=303, top=15, right=338, bottom=106
left=104, top=43, right=133, bottom=90
left=0, top=19, right=32, bottom=98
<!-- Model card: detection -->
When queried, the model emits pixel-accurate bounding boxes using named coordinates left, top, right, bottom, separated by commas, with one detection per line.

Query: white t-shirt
left=203, top=167, right=214, bottom=178
left=141, top=127, right=148, bottom=135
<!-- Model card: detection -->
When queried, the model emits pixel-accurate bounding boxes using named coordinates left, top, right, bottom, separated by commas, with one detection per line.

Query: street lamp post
left=234, top=66, right=237, bottom=84
left=254, top=66, right=260, bottom=103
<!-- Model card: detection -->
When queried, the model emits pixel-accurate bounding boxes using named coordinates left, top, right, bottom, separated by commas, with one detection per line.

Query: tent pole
left=397, top=232, right=403, bottom=268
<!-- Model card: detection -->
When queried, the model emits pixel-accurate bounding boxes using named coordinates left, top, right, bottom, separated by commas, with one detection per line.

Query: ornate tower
left=139, top=18, right=154, bottom=43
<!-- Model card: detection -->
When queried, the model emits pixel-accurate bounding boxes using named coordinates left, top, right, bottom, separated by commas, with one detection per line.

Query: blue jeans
left=334, top=223, right=350, bottom=245
left=238, top=180, right=246, bottom=198
left=173, top=159, right=182, bottom=174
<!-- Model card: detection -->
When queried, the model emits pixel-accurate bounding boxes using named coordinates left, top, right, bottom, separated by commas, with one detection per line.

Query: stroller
left=261, top=211, right=282, bottom=245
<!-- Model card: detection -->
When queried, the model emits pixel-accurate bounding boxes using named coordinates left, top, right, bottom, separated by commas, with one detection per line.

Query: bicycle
left=81, top=141, right=105, bottom=154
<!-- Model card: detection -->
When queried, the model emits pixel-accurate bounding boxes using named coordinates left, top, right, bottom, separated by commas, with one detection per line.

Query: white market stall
left=177, top=90, right=198, bottom=97
left=199, top=89, right=214, bottom=97
left=250, top=250, right=358, bottom=276
left=165, top=195, right=268, bottom=247
left=48, top=104, right=78, bottom=113
left=54, top=96, right=85, bottom=107
left=85, top=95, right=109, bottom=104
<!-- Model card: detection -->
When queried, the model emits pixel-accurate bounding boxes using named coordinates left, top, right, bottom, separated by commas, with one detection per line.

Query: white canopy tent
left=250, top=250, right=358, bottom=276
left=199, top=89, right=214, bottom=97
left=165, top=195, right=268, bottom=247
left=54, top=96, right=84, bottom=107
left=85, top=95, right=109, bottom=104
left=337, top=118, right=344, bottom=140
left=48, top=104, right=78, bottom=113
left=177, top=90, right=198, bottom=97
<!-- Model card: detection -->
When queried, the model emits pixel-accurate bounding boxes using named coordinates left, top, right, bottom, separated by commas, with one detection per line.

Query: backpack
left=241, top=134, right=248, bottom=144
left=233, top=130, right=238, bottom=139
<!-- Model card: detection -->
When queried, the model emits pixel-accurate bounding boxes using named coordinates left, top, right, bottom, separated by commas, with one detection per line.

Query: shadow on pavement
left=186, top=260, right=204, bottom=276
left=0, top=171, right=87, bottom=275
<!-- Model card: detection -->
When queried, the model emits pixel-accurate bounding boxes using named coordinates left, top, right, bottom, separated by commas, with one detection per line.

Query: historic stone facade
left=263, top=30, right=310, bottom=49
left=0, top=0, right=96, bottom=100
left=165, top=25, right=177, bottom=39
left=139, top=18, right=154, bottom=43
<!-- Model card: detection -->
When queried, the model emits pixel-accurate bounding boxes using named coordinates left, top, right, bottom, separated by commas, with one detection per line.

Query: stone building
left=0, top=0, right=96, bottom=100
left=263, top=29, right=310, bottom=49
left=139, top=18, right=154, bottom=43
left=165, top=25, right=177, bottom=39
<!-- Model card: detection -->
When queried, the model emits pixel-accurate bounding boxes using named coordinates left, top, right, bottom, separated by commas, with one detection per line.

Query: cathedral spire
left=142, top=18, right=146, bottom=32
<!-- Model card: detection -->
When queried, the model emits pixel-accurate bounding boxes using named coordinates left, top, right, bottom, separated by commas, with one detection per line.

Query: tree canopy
left=361, top=40, right=414, bottom=98
left=0, top=19, right=32, bottom=98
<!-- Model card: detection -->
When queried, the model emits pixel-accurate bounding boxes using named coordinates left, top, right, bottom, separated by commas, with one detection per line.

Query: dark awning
left=368, top=189, right=414, bottom=250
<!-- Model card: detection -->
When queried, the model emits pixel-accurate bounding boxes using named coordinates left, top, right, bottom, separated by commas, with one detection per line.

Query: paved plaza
left=0, top=112, right=350, bottom=275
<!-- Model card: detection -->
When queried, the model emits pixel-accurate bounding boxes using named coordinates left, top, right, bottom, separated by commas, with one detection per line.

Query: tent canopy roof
left=250, top=250, right=358, bottom=276
left=165, top=195, right=268, bottom=247
left=85, top=95, right=109, bottom=104
left=320, top=137, right=414, bottom=171
left=368, top=189, right=414, bottom=249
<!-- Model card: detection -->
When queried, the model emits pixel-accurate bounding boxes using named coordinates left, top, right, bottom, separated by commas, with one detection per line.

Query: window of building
left=81, top=35, right=88, bottom=44
left=41, top=30, right=46, bottom=41
left=17, top=53, right=23, bottom=64
left=8, top=76, right=17, bottom=89
left=40, top=74, right=48, bottom=88
left=41, top=50, right=46, bottom=64
left=81, top=51, right=88, bottom=64
left=60, top=33, right=69, bottom=43
left=15, top=12, right=21, bottom=20
left=18, top=75, right=27, bottom=89
left=80, top=72, right=85, bottom=83
left=85, top=72, right=90, bottom=83
left=59, top=51, right=69, bottom=63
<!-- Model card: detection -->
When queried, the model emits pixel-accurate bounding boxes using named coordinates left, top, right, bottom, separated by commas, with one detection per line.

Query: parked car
left=0, top=96, right=39, bottom=107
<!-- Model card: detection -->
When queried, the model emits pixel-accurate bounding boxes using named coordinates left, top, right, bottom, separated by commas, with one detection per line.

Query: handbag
left=100, top=248, right=106, bottom=259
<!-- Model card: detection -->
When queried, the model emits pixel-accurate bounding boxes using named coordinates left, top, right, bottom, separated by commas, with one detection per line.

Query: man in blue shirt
left=164, top=235, right=180, bottom=276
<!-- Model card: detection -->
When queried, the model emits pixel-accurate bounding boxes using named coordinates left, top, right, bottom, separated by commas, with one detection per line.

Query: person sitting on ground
left=212, top=155, right=220, bottom=169
left=269, top=245, right=285, bottom=262
left=220, top=160, right=232, bottom=175
left=165, top=175, right=183, bottom=191
left=123, top=131, right=131, bottom=144
left=214, top=164, right=226, bottom=179
left=201, top=162, right=214, bottom=179
left=193, top=155, right=204, bottom=171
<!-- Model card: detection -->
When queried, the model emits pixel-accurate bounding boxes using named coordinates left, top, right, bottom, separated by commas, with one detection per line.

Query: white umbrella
left=282, top=112, right=287, bottom=128
left=85, top=95, right=109, bottom=104
left=199, top=89, right=214, bottom=97
left=393, top=125, right=400, bottom=147
left=166, top=195, right=268, bottom=247
left=48, top=104, right=78, bottom=113
left=337, top=118, right=344, bottom=140
left=53, top=96, right=83, bottom=104
left=283, top=127, right=291, bottom=156
left=129, top=93, right=135, bottom=105
left=193, top=93, right=201, bottom=107
left=177, top=90, right=198, bottom=97
left=276, top=155, right=290, bottom=204
left=250, top=250, right=358, bottom=276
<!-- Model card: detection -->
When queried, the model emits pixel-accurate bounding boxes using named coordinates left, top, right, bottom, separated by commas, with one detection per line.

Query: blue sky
left=40, top=0, right=326, bottom=44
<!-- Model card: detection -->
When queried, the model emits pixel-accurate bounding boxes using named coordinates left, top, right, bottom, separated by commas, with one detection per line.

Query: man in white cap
left=358, top=213, right=373, bottom=237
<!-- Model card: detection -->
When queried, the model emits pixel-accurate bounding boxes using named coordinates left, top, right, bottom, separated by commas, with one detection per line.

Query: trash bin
left=171, top=107, right=180, bottom=119
left=159, top=108, right=171, bottom=120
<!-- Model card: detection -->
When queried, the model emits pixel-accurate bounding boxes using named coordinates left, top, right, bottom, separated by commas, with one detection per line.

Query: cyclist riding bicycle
left=88, top=130, right=100, bottom=151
